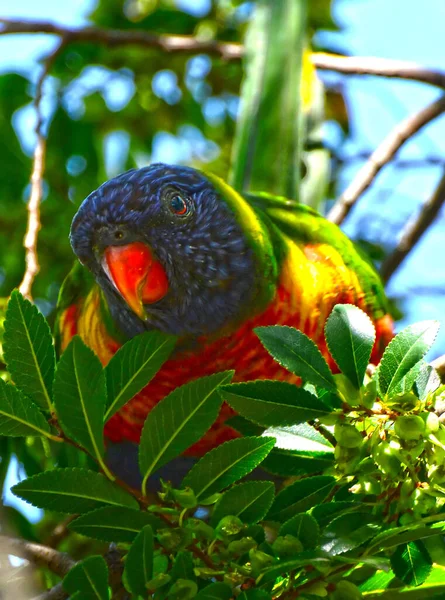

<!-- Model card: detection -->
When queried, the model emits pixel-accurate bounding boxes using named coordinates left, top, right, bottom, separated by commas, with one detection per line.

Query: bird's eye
left=114, top=230, right=124, bottom=240
left=169, top=195, right=189, bottom=216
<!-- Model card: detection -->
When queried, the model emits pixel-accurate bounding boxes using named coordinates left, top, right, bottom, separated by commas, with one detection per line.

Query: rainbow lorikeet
left=56, top=163, right=393, bottom=456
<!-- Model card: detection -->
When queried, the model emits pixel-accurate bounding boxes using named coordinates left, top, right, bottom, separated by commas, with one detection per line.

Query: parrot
left=56, top=163, right=393, bottom=458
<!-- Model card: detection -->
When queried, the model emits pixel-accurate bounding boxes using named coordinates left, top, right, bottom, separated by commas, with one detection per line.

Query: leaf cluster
left=1, top=293, right=445, bottom=598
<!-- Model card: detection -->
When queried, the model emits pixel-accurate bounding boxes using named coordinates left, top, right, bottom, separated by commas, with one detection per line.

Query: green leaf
left=182, top=436, right=275, bottom=501
left=368, top=524, right=445, bottom=552
left=229, top=0, right=306, bottom=200
left=264, top=423, right=334, bottom=452
left=105, top=331, right=176, bottom=421
left=139, top=371, right=233, bottom=494
left=391, top=541, right=432, bottom=587
left=53, top=336, right=109, bottom=476
left=378, top=321, right=440, bottom=398
left=324, top=304, right=376, bottom=389
left=211, top=481, right=275, bottom=526
left=258, top=551, right=330, bottom=581
left=415, top=362, right=442, bottom=400
left=124, top=525, right=154, bottom=597
left=256, top=326, right=336, bottom=392
left=12, top=468, right=138, bottom=513
left=3, top=290, right=55, bottom=411
left=261, top=423, right=334, bottom=475
left=279, top=513, right=320, bottom=549
left=170, top=551, right=195, bottom=582
left=310, top=501, right=359, bottom=529
left=195, top=583, right=233, bottom=600
left=63, top=555, right=109, bottom=600
left=70, top=506, right=161, bottom=543
left=239, top=591, right=271, bottom=600
left=220, top=380, right=331, bottom=428
left=363, top=584, right=445, bottom=599
left=262, top=448, right=334, bottom=476
left=320, top=511, right=380, bottom=556
left=0, top=378, right=51, bottom=437
left=268, top=475, right=335, bottom=522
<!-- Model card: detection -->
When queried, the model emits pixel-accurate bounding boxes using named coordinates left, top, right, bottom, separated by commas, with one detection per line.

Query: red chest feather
left=61, top=242, right=393, bottom=456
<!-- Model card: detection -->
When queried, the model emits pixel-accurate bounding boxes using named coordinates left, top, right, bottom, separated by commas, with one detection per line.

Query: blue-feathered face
left=70, top=163, right=256, bottom=338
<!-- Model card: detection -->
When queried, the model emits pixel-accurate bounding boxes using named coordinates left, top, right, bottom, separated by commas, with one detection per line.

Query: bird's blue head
left=70, top=163, right=271, bottom=338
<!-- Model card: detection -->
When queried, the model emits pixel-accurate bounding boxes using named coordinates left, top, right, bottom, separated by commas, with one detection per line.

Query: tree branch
left=18, top=39, right=66, bottom=300
left=327, top=95, right=445, bottom=225
left=0, top=18, right=242, bottom=61
left=0, top=535, right=75, bottom=578
left=311, top=53, right=445, bottom=89
left=380, top=170, right=445, bottom=282
left=431, top=354, right=445, bottom=380
left=1, top=19, right=445, bottom=90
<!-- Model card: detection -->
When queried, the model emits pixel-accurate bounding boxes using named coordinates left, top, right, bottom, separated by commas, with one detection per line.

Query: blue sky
left=0, top=0, right=444, bottom=514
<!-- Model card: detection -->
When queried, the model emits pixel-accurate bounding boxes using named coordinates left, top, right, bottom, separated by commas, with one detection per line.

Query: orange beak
left=104, top=242, right=169, bottom=320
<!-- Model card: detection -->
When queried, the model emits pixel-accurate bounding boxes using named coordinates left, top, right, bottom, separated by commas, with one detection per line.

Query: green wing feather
left=246, top=191, right=389, bottom=319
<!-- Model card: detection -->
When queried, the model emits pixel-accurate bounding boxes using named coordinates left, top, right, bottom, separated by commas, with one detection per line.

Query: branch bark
left=380, top=169, right=445, bottom=282
left=431, top=354, right=445, bottom=380
left=0, top=535, right=75, bottom=578
left=18, top=40, right=66, bottom=300
left=1, top=20, right=445, bottom=90
left=312, top=53, right=445, bottom=89
left=327, top=95, right=445, bottom=225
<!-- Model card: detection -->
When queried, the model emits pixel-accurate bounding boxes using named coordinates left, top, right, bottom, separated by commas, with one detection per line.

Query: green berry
left=168, top=579, right=198, bottom=600
left=215, top=515, right=244, bottom=541
left=330, top=580, right=362, bottom=600
left=186, top=518, right=214, bottom=541
left=334, top=423, right=364, bottom=448
left=272, top=534, right=304, bottom=557
left=394, top=415, right=425, bottom=441
left=171, top=487, right=197, bottom=508
left=146, top=573, right=171, bottom=591
left=425, top=412, right=440, bottom=434
left=373, top=443, right=402, bottom=476
left=334, top=374, right=361, bottom=406
left=228, top=536, right=257, bottom=556
left=248, top=548, right=275, bottom=576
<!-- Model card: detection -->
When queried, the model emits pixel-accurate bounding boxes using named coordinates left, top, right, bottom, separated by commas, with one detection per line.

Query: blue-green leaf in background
left=0, top=378, right=51, bottom=438
left=211, top=481, right=275, bottom=526
left=182, top=436, right=275, bottom=501
left=124, top=525, right=154, bottom=597
left=3, top=290, right=55, bottom=411
left=69, top=506, right=161, bottom=543
left=268, top=475, right=335, bottom=522
left=105, top=330, right=176, bottom=421
left=391, top=541, right=432, bottom=587
left=220, top=380, right=331, bottom=428
left=12, top=468, right=138, bottom=513
left=378, top=321, right=439, bottom=398
left=325, top=304, right=376, bottom=389
left=256, top=326, right=336, bottom=392
left=63, top=555, right=109, bottom=600
left=53, top=336, right=111, bottom=478
left=139, top=371, right=233, bottom=496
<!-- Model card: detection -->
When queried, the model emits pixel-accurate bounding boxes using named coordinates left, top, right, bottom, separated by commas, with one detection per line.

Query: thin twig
left=32, top=583, right=66, bottom=600
left=18, top=40, right=66, bottom=300
left=42, top=516, right=77, bottom=549
left=327, top=95, right=445, bottom=225
left=0, top=19, right=242, bottom=61
left=1, top=20, right=445, bottom=90
left=30, top=545, right=126, bottom=600
left=380, top=169, right=445, bottom=282
left=431, top=355, right=445, bottom=381
left=312, top=53, right=445, bottom=89
left=0, top=535, right=75, bottom=578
